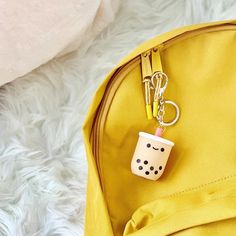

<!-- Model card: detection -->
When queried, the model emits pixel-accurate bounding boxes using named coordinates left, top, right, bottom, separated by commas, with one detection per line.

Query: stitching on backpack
left=166, top=173, right=236, bottom=198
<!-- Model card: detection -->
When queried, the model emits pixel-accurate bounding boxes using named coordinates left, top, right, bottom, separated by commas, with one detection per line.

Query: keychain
left=131, top=71, right=180, bottom=181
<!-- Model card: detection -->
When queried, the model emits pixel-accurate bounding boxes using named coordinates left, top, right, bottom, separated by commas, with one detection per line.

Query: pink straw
left=155, top=127, right=163, bottom=137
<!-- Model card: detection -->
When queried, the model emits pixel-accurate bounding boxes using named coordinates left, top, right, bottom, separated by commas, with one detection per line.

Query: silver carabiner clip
left=157, top=100, right=180, bottom=127
left=151, top=71, right=168, bottom=95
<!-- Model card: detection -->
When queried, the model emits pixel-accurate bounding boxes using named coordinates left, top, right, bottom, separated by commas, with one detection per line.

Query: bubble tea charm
left=131, top=70, right=180, bottom=181
left=131, top=128, right=174, bottom=181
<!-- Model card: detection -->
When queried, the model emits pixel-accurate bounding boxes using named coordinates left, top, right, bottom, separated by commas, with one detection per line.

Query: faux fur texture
left=0, top=0, right=236, bottom=235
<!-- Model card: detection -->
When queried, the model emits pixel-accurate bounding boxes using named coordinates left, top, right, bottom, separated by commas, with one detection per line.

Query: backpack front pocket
left=124, top=174, right=236, bottom=236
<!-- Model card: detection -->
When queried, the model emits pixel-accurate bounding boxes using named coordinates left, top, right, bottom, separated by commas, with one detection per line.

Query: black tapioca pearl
left=145, top=171, right=150, bottom=175
left=159, top=166, right=162, bottom=170
left=150, top=166, right=154, bottom=171
left=136, top=159, right=141, bottom=163
left=144, top=160, right=148, bottom=165
left=160, top=148, right=165, bottom=152
left=154, top=170, right=158, bottom=175
left=138, top=166, right=143, bottom=170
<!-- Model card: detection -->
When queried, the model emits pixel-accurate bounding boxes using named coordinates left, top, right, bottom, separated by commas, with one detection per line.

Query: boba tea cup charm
left=131, top=130, right=174, bottom=181
left=132, top=68, right=180, bottom=180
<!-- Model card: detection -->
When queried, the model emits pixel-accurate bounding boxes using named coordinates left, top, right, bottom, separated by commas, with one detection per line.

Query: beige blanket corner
left=0, top=0, right=120, bottom=86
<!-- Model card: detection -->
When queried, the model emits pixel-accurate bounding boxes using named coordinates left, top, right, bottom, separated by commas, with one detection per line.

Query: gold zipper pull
left=152, top=45, right=163, bottom=73
left=151, top=46, right=163, bottom=117
left=141, top=51, right=153, bottom=120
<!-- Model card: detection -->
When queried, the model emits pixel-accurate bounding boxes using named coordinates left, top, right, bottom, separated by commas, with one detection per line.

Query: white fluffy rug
left=0, top=0, right=236, bottom=235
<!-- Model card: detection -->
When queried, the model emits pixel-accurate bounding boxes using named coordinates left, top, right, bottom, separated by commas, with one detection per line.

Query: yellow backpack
left=83, top=20, right=236, bottom=236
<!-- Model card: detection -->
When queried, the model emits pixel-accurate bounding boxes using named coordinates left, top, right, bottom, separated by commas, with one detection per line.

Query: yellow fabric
left=83, top=20, right=236, bottom=236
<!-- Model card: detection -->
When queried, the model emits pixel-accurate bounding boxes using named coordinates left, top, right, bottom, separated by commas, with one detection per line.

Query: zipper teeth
left=91, top=23, right=236, bottom=191
left=163, top=23, right=236, bottom=49
left=90, top=58, right=140, bottom=190
left=91, top=67, right=123, bottom=181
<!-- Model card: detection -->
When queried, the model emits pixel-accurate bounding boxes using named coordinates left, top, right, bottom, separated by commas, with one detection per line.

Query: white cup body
left=131, top=132, right=174, bottom=181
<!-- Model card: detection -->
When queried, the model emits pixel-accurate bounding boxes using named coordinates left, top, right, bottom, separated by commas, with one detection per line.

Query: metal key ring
left=157, top=100, right=180, bottom=127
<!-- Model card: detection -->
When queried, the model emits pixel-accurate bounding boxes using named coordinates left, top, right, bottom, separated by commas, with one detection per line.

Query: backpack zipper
left=141, top=45, right=165, bottom=119
left=141, top=51, right=153, bottom=120
left=90, top=23, right=236, bottom=190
